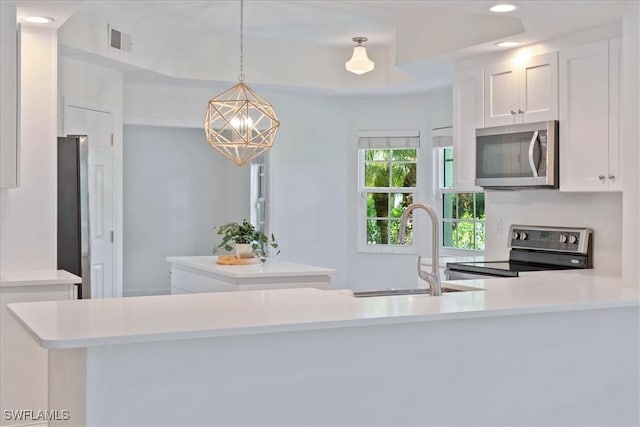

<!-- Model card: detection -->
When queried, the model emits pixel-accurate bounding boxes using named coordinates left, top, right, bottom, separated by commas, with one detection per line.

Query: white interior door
left=64, top=105, right=115, bottom=298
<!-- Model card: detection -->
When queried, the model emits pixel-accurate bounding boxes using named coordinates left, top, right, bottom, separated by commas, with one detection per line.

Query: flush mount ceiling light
left=496, top=41, right=520, bottom=47
left=204, top=0, right=280, bottom=167
left=490, top=4, right=517, bottom=13
left=345, top=37, right=375, bottom=75
left=25, top=16, right=55, bottom=24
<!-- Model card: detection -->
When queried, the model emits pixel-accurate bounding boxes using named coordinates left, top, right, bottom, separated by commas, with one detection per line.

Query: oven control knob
left=519, top=232, right=528, bottom=240
left=568, top=235, right=578, bottom=244
left=559, top=234, right=568, bottom=243
left=511, top=231, right=520, bottom=241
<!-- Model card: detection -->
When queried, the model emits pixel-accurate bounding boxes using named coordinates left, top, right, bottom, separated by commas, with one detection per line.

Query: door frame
left=63, top=98, right=123, bottom=298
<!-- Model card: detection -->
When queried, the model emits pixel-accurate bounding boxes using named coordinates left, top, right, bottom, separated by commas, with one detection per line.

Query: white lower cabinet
left=167, top=257, right=335, bottom=295
left=559, top=38, right=622, bottom=192
left=170, top=267, right=331, bottom=294
left=0, top=273, right=78, bottom=427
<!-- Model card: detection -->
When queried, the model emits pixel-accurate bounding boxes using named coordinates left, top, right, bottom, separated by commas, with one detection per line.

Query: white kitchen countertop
left=166, top=256, right=336, bottom=278
left=0, top=270, right=82, bottom=288
left=7, top=269, right=638, bottom=350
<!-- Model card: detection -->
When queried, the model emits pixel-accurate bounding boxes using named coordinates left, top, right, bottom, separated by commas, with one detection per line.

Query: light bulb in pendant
left=230, top=116, right=254, bottom=132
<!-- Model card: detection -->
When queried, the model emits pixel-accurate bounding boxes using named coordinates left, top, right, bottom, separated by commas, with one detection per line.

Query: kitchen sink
left=352, top=287, right=478, bottom=298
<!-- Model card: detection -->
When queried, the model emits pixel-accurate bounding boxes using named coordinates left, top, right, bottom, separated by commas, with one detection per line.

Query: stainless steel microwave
left=475, top=120, right=558, bottom=189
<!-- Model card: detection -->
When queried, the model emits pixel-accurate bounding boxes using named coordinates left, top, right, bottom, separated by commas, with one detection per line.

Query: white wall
left=265, top=92, right=348, bottom=288
left=124, top=82, right=350, bottom=288
left=485, top=191, right=623, bottom=272
left=344, top=87, right=453, bottom=290
left=123, top=125, right=249, bottom=296
left=0, top=27, right=57, bottom=272
left=57, top=55, right=125, bottom=294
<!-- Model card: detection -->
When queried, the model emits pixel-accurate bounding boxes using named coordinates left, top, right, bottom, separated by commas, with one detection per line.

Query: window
left=437, top=147, right=485, bottom=252
left=250, top=155, right=267, bottom=235
left=357, top=131, right=420, bottom=253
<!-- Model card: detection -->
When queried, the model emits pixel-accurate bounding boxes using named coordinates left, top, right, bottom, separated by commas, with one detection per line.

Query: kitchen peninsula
left=166, top=256, right=336, bottom=293
left=8, top=270, right=639, bottom=426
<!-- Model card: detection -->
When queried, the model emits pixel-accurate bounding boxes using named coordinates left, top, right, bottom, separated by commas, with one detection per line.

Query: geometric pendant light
left=204, top=0, right=280, bottom=166
left=345, top=37, right=375, bottom=75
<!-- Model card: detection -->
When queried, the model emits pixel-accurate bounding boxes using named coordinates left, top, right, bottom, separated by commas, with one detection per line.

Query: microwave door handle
left=528, top=130, right=539, bottom=177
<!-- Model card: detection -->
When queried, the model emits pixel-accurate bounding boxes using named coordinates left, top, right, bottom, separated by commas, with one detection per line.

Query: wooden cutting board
left=216, top=256, right=261, bottom=265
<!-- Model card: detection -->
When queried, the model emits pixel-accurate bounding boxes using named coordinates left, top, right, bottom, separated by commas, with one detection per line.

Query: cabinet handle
left=518, top=109, right=524, bottom=114
left=608, top=174, right=615, bottom=180
left=598, top=175, right=606, bottom=181
left=510, top=110, right=516, bottom=115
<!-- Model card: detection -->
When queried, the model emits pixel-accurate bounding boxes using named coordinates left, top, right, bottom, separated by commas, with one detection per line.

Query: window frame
left=357, top=147, right=418, bottom=255
left=435, top=147, right=485, bottom=255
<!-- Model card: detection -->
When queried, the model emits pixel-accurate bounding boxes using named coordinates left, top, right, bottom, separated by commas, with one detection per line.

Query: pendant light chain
left=238, top=0, right=245, bottom=82
left=204, top=0, right=280, bottom=166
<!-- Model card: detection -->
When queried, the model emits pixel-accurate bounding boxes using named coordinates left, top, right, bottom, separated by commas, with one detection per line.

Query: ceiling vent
left=108, top=25, right=132, bottom=53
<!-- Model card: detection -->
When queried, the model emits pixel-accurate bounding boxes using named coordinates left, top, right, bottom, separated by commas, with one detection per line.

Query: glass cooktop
left=446, top=260, right=576, bottom=277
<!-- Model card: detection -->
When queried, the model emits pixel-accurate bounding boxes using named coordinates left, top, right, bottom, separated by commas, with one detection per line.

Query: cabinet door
left=559, top=40, right=609, bottom=192
left=484, top=60, right=518, bottom=127
left=608, top=38, right=622, bottom=191
left=0, top=4, right=18, bottom=188
left=453, top=67, right=483, bottom=191
left=520, top=51, right=558, bottom=123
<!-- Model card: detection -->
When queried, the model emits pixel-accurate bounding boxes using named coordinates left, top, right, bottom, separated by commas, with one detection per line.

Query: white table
left=166, top=256, right=335, bottom=294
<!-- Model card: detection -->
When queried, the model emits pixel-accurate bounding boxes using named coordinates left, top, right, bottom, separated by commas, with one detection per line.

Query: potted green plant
left=214, top=219, right=279, bottom=258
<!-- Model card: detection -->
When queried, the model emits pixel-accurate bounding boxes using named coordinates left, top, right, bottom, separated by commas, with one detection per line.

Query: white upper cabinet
left=559, top=38, right=621, bottom=192
left=0, top=4, right=19, bottom=188
left=484, top=51, right=558, bottom=127
left=607, top=38, right=622, bottom=192
left=453, top=67, right=483, bottom=191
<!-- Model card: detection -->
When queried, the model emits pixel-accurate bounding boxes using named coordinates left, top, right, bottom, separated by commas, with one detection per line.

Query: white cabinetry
left=559, top=38, right=621, bottom=192
left=0, top=4, right=19, bottom=188
left=0, top=271, right=79, bottom=427
left=453, top=67, right=484, bottom=191
left=484, top=51, right=558, bottom=127
left=167, top=256, right=334, bottom=294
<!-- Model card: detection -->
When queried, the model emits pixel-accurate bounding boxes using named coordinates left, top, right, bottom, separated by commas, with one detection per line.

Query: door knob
left=608, top=174, right=615, bottom=180
left=510, top=110, right=516, bottom=115
left=598, top=175, right=606, bottom=181
left=518, top=109, right=524, bottom=114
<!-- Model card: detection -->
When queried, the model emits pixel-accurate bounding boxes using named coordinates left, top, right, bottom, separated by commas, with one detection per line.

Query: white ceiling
left=16, top=0, right=630, bottom=93
left=24, top=0, right=627, bottom=45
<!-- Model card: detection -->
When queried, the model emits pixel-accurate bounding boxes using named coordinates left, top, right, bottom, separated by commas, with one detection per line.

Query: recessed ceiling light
left=25, top=16, right=55, bottom=24
left=490, top=4, right=517, bottom=13
left=496, top=41, right=520, bottom=48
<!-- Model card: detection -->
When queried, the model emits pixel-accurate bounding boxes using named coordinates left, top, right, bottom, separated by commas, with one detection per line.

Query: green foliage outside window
left=364, top=148, right=416, bottom=245
left=440, top=147, right=484, bottom=251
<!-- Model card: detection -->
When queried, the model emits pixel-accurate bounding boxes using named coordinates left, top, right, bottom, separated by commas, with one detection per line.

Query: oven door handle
left=528, top=130, right=539, bottom=178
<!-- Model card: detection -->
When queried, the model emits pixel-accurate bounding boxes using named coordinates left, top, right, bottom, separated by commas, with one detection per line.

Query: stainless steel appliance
left=476, top=120, right=558, bottom=189
left=57, top=135, right=91, bottom=299
left=445, top=225, right=592, bottom=280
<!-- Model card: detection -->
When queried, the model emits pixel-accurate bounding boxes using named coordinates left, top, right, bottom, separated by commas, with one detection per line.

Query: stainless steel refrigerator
left=57, top=135, right=92, bottom=299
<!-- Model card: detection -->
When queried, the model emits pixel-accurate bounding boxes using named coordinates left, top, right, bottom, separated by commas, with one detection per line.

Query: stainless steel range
left=445, top=225, right=593, bottom=280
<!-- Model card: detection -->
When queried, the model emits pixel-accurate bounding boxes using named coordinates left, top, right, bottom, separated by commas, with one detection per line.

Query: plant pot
left=235, top=243, right=252, bottom=257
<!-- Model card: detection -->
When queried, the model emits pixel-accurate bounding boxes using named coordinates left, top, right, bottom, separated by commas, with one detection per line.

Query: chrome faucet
left=398, top=203, right=442, bottom=296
